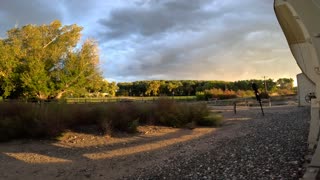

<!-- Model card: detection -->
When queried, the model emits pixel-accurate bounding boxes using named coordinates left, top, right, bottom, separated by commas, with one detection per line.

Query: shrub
left=197, top=113, right=223, bottom=126
left=207, top=88, right=224, bottom=98
left=218, top=90, right=237, bottom=99
left=0, top=103, right=52, bottom=141
left=106, top=103, right=139, bottom=133
left=198, top=89, right=256, bottom=100
left=135, top=103, right=155, bottom=124
left=154, top=98, right=184, bottom=127
left=259, top=92, right=270, bottom=99
left=196, top=92, right=206, bottom=100
left=276, top=89, right=296, bottom=96
left=0, top=102, right=107, bottom=141
left=197, top=89, right=239, bottom=100
left=152, top=98, right=209, bottom=128
left=0, top=99, right=215, bottom=141
left=92, top=103, right=140, bottom=135
left=127, top=119, right=139, bottom=133
left=236, top=90, right=254, bottom=98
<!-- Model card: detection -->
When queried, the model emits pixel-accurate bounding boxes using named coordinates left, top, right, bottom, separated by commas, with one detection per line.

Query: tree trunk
left=55, top=91, right=66, bottom=99
left=37, top=93, right=48, bottom=100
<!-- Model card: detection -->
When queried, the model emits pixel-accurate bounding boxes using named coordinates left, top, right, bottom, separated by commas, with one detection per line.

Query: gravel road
left=128, top=105, right=309, bottom=180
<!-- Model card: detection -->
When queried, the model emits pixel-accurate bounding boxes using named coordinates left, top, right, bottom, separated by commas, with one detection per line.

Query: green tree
left=167, top=81, right=182, bottom=95
left=265, top=78, right=277, bottom=93
left=0, top=39, right=18, bottom=97
left=276, top=78, right=294, bottom=90
left=0, top=20, right=102, bottom=99
left=145, top=81, right=161, bottom=96
left=232, top=80, right=252, bottom=91
left=105, top=81, right=119, bottom=96
left=117, top=82, right=133, bottom=96
left=132, top=81, right=147, bottom=96
left=183, top=81, right=196, bottom=96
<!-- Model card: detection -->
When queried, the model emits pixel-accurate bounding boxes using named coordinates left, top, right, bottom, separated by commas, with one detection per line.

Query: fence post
left=233, top=102, right=237, bottom=114
left=268, top=98, right=272, bottom=107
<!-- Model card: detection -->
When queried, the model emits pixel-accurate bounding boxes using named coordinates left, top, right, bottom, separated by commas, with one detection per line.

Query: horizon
left=106, top=77, right=298, bottom=87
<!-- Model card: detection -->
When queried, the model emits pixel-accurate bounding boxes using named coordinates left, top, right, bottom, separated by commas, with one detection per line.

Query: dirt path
left=0, top=105, right=297, bottom=180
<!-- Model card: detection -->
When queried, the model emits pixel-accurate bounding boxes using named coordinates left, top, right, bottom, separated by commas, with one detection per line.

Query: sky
left=0, top=0, right=301, bottom=83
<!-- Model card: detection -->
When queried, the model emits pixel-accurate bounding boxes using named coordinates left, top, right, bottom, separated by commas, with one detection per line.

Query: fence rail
left=207, top=98, right=273, bottom=106
left=207, top=96, right=297, bottom=107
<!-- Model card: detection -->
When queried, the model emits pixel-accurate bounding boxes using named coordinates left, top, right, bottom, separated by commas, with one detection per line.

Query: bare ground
left=0, top=105, right=308, bottom=180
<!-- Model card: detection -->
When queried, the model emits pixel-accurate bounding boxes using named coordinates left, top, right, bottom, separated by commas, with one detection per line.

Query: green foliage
left=145, top=81, right=161, bottom=96
left=86, top=80, right=118, bottom=97
left=0, top=20, right=105, bottom=100
left=183, top=81, right=196, bottom=96
left=167, top=81, right=182, bottom=94
left=196, top=92, right=206, bottom=100
left=116, top=82, right=133, bottom=96
left=197, top=114, right=223, bottom=126
left=116, top=89, right=129, bottom=96
left=105, top=82, right=119, bottom=96
left=265, top=79, right=277, bottom=93
left=115, top=78, right=287, bottom=98
left=276, top=78, right=294, bottom=90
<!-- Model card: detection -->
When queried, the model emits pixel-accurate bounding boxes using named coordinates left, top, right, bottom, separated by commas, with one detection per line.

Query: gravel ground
left=128, top=106, right=309, bottom=180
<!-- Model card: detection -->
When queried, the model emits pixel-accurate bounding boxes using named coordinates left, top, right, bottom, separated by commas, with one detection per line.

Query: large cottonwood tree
left=0, top=20, right=102, bottom=99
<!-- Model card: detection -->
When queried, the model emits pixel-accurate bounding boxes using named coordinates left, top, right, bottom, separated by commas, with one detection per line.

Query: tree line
left=116, top=78, right=294, bottom=97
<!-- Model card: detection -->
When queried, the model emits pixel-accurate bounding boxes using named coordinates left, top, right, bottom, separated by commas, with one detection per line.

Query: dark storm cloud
left=100, top=0, right=298, bottom=81
left=99, top=0, right=216, bottom=39
left=0, top=0, right=103, bottom=37
left=0, top=0, right=63, bottom=36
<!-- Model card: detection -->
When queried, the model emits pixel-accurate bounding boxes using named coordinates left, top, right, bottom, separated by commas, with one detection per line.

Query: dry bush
left=0, top=103, right=64, bottom=141
left=94, top=103, right=140, bottom=135
left=152, top=98, right=210, bottom=127
left=0, top=99, right=216, bottom=142
left=276, top=89, right=296, bottom=96
left=236, top=90, right=254, bottom=98
left=0, top=103, right=103, bottom=141
left=196, top=88, right=238, bottom=100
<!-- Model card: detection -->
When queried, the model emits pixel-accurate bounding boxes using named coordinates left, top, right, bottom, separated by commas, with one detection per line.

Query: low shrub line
left=196, top=88, right=255, bottom=100
left=0, top=98, right=222, bottom=142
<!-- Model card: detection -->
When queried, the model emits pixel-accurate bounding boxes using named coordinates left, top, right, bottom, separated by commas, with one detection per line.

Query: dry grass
left=0, top=98, right=220, bottom=141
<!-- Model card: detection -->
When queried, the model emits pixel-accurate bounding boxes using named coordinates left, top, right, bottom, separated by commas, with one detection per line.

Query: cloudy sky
left=0, top=0, right=301, bottom=82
